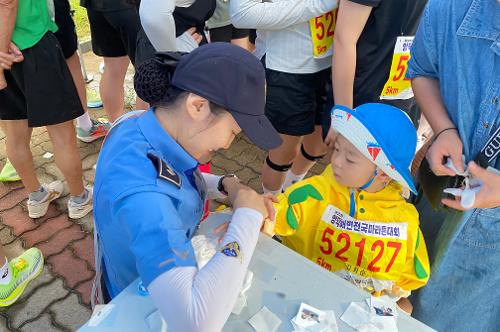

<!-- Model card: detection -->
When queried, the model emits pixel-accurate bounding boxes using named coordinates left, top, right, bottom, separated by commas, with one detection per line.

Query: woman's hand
left=442, top=161, right=500, bottom=210
left=426, top=129, right=464, bottom=176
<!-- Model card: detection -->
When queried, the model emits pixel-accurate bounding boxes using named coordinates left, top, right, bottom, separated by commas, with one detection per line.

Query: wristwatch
left=217, top=174, right=238, bottom=196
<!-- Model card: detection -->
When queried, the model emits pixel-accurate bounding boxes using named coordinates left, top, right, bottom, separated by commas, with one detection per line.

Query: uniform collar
left=138, top=108, right=198, bottom=172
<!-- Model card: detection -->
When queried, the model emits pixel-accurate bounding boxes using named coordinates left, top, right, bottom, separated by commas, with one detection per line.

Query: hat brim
left=231, top=112, right=282, bottom=150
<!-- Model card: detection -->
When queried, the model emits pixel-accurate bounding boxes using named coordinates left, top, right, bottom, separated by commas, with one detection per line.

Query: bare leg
left=100, top=56, right=129, bottom=122
left=2, top=120, right=38, bottom=192
left=0, top=244, right=5, bottom=263
left=261, top=134, right=302, bottom=192
left=46, top=121, right=84, bottom=196
left=65, top=52, right=87, bottom=110
left=289, top=126, right=327, bottom=176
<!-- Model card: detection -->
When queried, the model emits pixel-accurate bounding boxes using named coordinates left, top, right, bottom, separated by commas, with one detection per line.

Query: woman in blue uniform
left=92, top=43, right=282, bottom=331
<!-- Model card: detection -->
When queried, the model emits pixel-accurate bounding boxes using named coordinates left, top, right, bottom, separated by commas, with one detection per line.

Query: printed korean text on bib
left=380, top=36, right=414, bottom=100
left=309, top=10, right=338, bottom=59
left=314, top=205, right=408, bottom=291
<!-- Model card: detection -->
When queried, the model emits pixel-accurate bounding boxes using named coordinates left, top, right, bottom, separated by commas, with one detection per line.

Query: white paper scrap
left=291, top=303, right=338, bottom=332
left=248, top=306, right=282, bottom=332
left=292, top=303, right=325, bottom=330
left=341, top=301, right=398, bottom=332
left=370, top=295, right=398, bottom=317
left=340, top=302, right=371, bottom=330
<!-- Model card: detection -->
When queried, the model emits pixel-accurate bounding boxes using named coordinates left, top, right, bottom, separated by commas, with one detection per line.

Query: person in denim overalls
left=406, top=0, right=500, bottom=331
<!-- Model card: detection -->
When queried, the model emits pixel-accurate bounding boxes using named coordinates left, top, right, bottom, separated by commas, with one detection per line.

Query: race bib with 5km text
left=309, top=10, right=338, bottom=59
left=313, top=205, right=408, bottom=284
left=380, top=36, right=414, bottom=100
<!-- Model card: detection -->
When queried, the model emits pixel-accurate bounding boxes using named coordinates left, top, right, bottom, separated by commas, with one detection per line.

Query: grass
left=69, top=0, right=91, bottom=39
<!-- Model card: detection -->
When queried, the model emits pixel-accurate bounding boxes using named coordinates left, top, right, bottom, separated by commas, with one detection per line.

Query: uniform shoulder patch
left=147, top=153, right=181, bottom=188
left=221, top=241, right=242, bottom=262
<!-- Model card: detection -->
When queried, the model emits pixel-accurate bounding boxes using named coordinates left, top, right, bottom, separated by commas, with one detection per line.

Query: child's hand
left=261, top=193, right=278, bottom=237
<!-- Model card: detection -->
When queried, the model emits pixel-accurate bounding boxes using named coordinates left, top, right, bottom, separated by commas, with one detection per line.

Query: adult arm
left=0, top=0, right=17, bottom=89
left=324, top=0, right=371, bottom=145
left=410, top=77, right=463, bottom=175
left=117, top=185, right=267, bottom=331
left=331, top=0, right=372, bottom=109
left=230, top=0, right=337, bottom=30
left=148, top=207, right=263, bottom=332
left=139, top=0, right=176, bottom=51
left=406, top=4, right=464, bottom=175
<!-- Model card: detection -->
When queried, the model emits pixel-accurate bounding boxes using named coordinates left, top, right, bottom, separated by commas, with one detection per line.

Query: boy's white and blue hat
left=331, top=103, right=417, bottom=193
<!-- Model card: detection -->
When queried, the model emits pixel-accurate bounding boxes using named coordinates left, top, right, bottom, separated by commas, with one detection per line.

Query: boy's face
left=330, top=134, right=377, bottom=188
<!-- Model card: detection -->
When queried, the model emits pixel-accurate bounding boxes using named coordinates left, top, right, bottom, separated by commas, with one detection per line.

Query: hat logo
left=346, top=113, right=352, bottom=121
left=367, top=142, right=381, bottom=161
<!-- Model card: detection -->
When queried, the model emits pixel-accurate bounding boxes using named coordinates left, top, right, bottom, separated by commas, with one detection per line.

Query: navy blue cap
left=171, top=43, right=282, bottom=150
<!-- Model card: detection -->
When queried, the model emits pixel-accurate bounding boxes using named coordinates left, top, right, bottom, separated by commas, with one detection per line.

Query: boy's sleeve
left=396, top=221, right=430, bottom=293
left=273, top=181, right=324, bottom=237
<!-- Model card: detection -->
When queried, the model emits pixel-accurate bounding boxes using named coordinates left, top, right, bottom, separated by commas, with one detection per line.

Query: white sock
left=283, top=171, right=307, bottom=190
left=262, top=185, right=282, bottom=196
left=76, top=112, right=93, bottom=131
left=0, top=258, right=12, bottom=285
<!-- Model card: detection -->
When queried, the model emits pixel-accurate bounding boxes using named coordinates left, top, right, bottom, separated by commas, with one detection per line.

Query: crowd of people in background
left=0, top=0, right=498, bottom=331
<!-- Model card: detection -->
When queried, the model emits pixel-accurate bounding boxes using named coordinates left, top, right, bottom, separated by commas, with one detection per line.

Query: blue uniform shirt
left=94, top=109, right=205, bottom=298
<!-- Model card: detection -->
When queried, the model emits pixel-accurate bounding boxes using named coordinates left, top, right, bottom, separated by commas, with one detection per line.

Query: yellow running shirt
left=274, top=165, right=430, bottom=296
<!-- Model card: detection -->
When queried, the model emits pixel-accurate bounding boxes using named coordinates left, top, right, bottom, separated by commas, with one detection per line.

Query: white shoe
left=27, top=181, right=64, bottom=218
left=68, top=187, right=93, bottom=219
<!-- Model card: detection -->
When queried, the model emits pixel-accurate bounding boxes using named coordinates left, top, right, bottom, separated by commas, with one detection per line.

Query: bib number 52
left=314, top=11, right=335, bottom=40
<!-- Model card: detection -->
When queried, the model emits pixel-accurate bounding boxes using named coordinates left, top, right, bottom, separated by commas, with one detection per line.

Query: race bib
left=313, top=205, right=408, bottom=284
left=380, top=36, right=414, bottom=100
left=309, top=10, right=338, bottom=59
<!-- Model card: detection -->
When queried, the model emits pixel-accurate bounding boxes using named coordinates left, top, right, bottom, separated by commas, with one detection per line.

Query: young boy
left=271, top=103, right=430, bottom=308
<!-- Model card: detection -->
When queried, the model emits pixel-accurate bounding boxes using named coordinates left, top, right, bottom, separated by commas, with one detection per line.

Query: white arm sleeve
left=230, top=0, right=338, bottom=30
left=148, top=208, right=263, bottom=332
left=201, top=173, right=225, bottom=200
left=139, top=0, right=177, bottom=51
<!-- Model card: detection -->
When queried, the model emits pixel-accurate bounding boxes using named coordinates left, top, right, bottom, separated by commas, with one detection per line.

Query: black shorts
left=54, top=0, right=78, bottom=59
left=86, top=7, right=140, bottom=65
left=209, top=24, right=250, bottom=42
left=0, top=33, right=83, bottom=127
left=265, top=68, right=330, bottom=136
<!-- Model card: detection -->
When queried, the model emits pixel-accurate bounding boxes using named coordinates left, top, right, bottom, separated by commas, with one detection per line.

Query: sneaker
left=86, top=88, right=103, bottom=109
left=68, top=187, right=93, bottom=219
left=27, top=181, right=64, bottom=218
left=0, top=248, right=44, bottom=307
left=0, top=159, right=21, bottom=182
left=76, top=118, right=111, bottom=143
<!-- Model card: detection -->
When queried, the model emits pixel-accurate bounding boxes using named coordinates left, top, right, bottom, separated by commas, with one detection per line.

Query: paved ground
left=0, top=53, right=327, bottom=331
